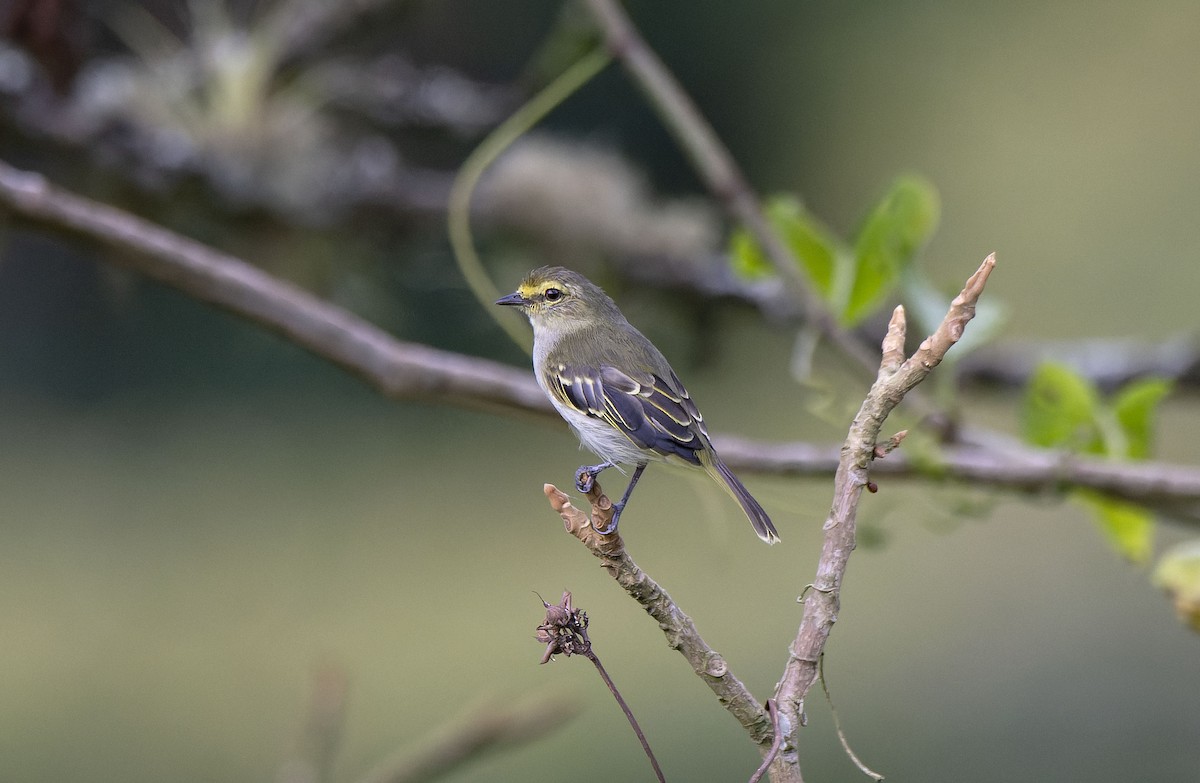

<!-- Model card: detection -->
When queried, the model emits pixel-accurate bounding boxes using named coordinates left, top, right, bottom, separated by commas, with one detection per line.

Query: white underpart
left=531, top=318, right=657, bottom=468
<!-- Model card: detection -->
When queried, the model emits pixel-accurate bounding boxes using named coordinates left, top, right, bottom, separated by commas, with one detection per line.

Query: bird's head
left=495, top=266, right=618, bottom=331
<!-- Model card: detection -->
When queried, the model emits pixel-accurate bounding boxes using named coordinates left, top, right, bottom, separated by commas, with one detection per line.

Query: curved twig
left=448, top=47, right=611, bottom=352
left=818, top=656, right=884, bottom=781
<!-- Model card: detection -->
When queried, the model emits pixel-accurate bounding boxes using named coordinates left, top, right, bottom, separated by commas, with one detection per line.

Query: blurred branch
left=579, top=0, right=879, bottom=374
left=772, top=256, right=996, bottom=779
left=542, top=482, right=775, bottom=748
left=355, top=694, right=579, bottom=783
left=716, top=437, right=1200, bottom=525
left=1, top=160, right=1199, bottom=522
left=958, top=335, right=1200, bottom=391
left=0, top=159, right=546, bottom=416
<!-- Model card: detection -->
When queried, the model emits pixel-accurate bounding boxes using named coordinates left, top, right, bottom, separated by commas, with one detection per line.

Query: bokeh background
left=1, top=1, right=1198, bottom=781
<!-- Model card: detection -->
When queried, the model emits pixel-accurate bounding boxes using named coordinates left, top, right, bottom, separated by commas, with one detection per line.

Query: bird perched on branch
left=497, top=266, right=779, bottom=544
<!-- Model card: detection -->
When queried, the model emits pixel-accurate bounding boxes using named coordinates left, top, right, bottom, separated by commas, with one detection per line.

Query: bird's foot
left=594, top=502, right=624, bottom=536
left=575, top=461, right=614, bottom=493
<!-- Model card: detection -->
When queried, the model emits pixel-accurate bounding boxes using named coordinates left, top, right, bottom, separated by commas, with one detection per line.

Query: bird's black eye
left=544, top=287, right=563, bottom=302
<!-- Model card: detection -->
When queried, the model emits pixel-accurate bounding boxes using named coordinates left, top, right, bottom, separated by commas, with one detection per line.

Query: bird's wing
left=547, top=363, right=707, bottom=465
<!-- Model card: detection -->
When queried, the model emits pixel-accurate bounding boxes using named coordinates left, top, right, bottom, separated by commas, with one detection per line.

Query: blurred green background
left=1, top=1, right=1198, bottom=782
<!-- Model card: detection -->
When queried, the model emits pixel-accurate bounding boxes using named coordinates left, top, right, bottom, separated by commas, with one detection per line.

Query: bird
left=496, top=266, right=780, bottom=544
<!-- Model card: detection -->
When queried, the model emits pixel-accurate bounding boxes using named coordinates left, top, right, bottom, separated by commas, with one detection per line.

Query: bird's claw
left=575, top=461, right=612, bottom=493
left=594, top=503, right=623, bottom=536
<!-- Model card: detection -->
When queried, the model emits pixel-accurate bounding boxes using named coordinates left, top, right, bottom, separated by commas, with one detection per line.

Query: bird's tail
left=704, top=453, right=780, bottom=545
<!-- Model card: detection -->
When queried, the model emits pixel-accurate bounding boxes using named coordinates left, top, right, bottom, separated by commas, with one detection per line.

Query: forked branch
left=770, top=255, right=997, bottom=777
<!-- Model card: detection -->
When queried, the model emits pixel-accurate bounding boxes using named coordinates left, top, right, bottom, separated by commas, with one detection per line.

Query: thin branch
left=579, top=0, right=878, bottom=374
left=585, top=650, right=667, bottom=782
left=818, top=656, right=884, bottom=782
left=1, top=161, right=1198, bottom=521
left=774, top=256, right=998, bottom=755
left=542, top=482, right=776, bottom=748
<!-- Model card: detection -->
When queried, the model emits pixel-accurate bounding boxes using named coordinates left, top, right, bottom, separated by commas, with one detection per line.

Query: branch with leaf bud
left=769, top=255, right=996, bottom=779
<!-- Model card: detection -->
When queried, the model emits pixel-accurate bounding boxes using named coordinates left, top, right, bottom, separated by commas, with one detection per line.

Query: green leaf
left=1079, top=492, right=1154, bottom=565
left=728, top=227, right=772, bottom=280
left=1153, top=539, right=1200, bottom=631
left=728, top=195, right=842, bottom=296
left=1020, top=363, right=1103, bottom=453
left=1112, top=377, right=1173, bottom=460
left=846, top=176, right=940, bottom=325
left=770, top=196, right=841, bottom=295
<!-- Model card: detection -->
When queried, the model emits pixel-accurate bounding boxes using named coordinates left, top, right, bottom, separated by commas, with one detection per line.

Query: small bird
left=496, top=266, right=780, bottom=544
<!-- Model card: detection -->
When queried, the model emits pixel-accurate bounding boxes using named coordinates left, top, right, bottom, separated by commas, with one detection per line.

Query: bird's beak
left=495, top=292, right=527, bottom=307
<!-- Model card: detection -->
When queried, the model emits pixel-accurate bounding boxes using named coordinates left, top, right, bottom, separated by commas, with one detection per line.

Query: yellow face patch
left=517, top=277, right=572, bottom=306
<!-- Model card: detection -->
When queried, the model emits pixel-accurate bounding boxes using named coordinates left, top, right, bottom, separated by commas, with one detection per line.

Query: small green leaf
left=846, top=176, right=940, bottom=325
left=1020, top=363, right=1102, bottom=453
left=1079, top=491, right=1154, bottom=565
left=1153, top=539, right=1200, bottom=631
left=728, top=227, right=772, bottom=280
left=769, top=196, right=841, bottom=296
left=1112, top=377, right=1173, bottom=460
left=728, top=196, right=842, bottom=292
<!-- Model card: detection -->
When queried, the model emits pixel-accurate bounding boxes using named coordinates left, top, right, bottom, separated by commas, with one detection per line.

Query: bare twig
left=542, top=482, right=776, bottom=749
left=354, top=694, right=579, bottom=783
left=818, top=656, right=884, bottom=782
left=585, top=649, right=666, bottom=782
left=774, top=256, right=998, bottom=762
left=1, top=162, right=1198, bottom=523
